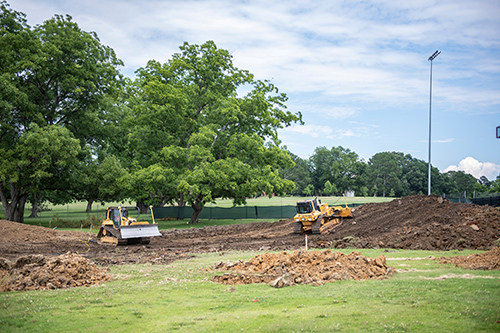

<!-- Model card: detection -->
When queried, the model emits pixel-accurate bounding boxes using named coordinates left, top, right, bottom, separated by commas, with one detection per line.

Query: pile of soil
left=210, top=249, right=393, bottom=288
left=0, top=220, right=96, bottom=260
left=331, top=195, right=500, bottom=251
left=0, top=252, right=112, bottom=292
left=439, top=246, right=500, bottom=270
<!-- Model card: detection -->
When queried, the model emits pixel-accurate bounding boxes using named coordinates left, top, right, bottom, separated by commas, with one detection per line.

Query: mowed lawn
left=0, top=248, right=499, bottom=332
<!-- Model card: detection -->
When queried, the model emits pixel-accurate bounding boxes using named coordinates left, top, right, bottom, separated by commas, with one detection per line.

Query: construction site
left=0, top=195, right=499, bottom=291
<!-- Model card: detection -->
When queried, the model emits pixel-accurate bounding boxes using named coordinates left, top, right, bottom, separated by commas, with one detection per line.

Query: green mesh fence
left=445, top=192, right=500, bottom=206
left=153, top=203, right=365, bottom=220
left=471, top=195, right=500, bottom=207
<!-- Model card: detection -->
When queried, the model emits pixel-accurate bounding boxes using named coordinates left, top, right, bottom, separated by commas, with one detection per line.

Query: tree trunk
left=4, top=195, right=28, bottom=223
left=85, top=199, right=94, bottom=213
left=29, top=193, right=39, bottom=218
left=0, top=182, right=28, bottom=223
left=188, top=199, right=204, bottom=224
left=177, top=192, right=186, bottom=207
left=17, top=195, right=28, bottom=222
left=136, top=201, right=149, bottom=214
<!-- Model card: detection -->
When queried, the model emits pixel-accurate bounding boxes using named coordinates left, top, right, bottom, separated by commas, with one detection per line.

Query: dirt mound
left=210, top=249, right=393, bottom=287
left=0, top=220, right=96, bottom=260
left=0, top=219, right=93, bottom=243
left=439, top=246, right=500, bottom=270
left=320, top=195, right=500, bottom=251
left=0, top=252, right=112, bottom=292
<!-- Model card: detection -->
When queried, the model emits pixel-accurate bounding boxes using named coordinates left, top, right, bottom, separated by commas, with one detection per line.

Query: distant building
left=345, top=190, right=355, bottom=197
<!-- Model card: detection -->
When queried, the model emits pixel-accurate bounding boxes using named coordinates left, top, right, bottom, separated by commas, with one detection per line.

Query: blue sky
left=12, top=0, right=500, bottom=180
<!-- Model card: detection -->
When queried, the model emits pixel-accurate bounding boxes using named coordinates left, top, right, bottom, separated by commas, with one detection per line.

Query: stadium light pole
left=427, top=50, right=441, bottom=196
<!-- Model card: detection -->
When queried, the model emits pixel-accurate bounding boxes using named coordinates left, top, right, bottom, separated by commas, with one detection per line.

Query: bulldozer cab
left=107, top=207, right=138, bottom=228
left=108, top=208, right=121, bottom=228
left=296, top=198, right=321, bottom=214
left=296, top=201, right=313, bottom=214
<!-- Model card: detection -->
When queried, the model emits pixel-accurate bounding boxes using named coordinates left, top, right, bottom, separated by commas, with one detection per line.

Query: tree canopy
left=0, top=2, right=123, bottom=222
left=119, top=41, right=303, bottom=223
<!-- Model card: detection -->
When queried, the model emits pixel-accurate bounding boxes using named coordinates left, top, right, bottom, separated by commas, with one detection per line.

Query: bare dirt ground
left=0, top=195, right=499, bottom=290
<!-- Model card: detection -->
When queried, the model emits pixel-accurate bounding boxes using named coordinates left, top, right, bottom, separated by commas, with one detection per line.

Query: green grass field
left=1, top=248, right=499, bottom=332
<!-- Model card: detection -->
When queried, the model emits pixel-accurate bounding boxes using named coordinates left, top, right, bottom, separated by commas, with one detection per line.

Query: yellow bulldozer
left=97, top=206, right=161, bottom=245
left=293, top=197, right=353, bottom=234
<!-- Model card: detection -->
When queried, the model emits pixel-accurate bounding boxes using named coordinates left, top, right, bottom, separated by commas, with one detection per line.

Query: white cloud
left=283, top=123, right=366, bottom=141
left=434, top=138, right=455, bottom=144
left=13, top=0, right=500, bottom=111
left=284, top=124, right=333, bottom=138
left=444, top=157, right=500, bottom=180
left=10, top=0, right=500, bottom=169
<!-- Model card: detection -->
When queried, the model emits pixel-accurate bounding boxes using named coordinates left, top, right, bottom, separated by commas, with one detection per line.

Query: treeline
left=283, top=147, right=500, bottom=197
left=1, top=3, right=498, bottom=225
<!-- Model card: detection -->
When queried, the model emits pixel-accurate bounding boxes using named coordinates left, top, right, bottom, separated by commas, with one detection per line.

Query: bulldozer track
left=321, top=217, right=343, bottom=234
left=293, top=221, right=302, bottom=234
left=312, top=215, right=323, bottom=234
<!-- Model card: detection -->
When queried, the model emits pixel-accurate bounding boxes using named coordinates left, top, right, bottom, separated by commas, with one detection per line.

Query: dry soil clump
left=439, top=246, right=500, bottom=270
left=210, top=249, right=393, bottom=288
left=0, top=252, right=112, bottom=292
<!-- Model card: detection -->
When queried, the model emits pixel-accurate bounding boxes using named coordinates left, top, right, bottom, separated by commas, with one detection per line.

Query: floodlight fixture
left=497, top=125, right=500, bottom=138
left=427, top=50, right=440, bottom=196
left=428, top=50, right=441, bottom=61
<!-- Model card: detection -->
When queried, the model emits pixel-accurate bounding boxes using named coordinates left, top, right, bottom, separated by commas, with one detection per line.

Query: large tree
left=0, top=124, right=80, bottom=222
left=281, top=151, right=312, bottom=195
left=309, top=146, right=361, bottom=195
left=60, top=154, right=127, bottom=213
left=366, top=152, right=402, bottom=197
left=441, top=171, right=479, bottom=197
left=125, top=41, right=302, bottom=223
left=0, top=2, right=123, bottom=222
left=490, top=175, right=500, bottom=193
left=390, top=152, right=428, bottom=196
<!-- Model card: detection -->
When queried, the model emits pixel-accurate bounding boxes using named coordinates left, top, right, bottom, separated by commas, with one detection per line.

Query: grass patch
left=1, top=248, right=499, bottom=332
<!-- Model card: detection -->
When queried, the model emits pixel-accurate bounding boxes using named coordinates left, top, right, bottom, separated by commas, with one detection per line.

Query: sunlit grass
left=1, top=248, right=498, bottom=332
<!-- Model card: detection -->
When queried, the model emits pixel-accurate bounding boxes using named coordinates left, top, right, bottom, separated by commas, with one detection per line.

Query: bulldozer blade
left=120, top=224, right=161, bottom=239
left=99, top=235, right=118, bottom=245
